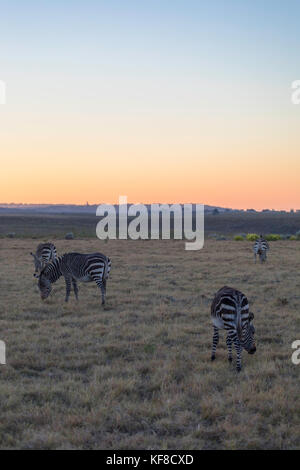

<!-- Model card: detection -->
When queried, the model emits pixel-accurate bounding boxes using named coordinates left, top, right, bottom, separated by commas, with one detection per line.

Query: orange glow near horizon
left=2, top=153, right=300, bottom=211
left=2, top=155, right=300, bottom=210
left=1, top=109, right=299, bottom=211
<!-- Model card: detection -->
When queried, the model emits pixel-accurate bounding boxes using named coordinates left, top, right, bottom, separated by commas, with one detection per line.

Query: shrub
left=265, top=234, right=282, bottom=241
left=234, top=235, right=244, bottom=241
left=65, top=232, right=75, bottom=240
left=246, top=234, right=259, bottom=241
left=290, top=235, right=297, bottom=240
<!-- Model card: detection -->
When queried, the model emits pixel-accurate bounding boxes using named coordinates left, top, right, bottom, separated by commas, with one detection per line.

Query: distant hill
left=0, top=204, right=298, bottom=217
left=0, top=203, right=234, bottom=214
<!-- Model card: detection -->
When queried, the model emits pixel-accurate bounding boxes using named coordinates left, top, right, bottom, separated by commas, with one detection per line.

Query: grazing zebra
left=211, top=286, right=256, bottom=372
left=253, top=235, right=269, bottom=263
left=30, top=243, right=57, bottom=273
left=35, top=252, right=111, bottom=305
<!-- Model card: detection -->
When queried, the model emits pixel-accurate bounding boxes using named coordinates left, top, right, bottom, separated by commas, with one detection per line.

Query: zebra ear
left=249, top=311, right=254, bottom=321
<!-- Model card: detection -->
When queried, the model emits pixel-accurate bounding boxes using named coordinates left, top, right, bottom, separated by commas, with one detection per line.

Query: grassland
left=0, top=238, right=300, bottom=449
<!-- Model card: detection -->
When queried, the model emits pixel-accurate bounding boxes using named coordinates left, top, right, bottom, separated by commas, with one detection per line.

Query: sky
left=0, top=0, right=299, bottom=210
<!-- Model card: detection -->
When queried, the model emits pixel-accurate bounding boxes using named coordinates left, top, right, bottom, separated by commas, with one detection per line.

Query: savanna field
left=0, top=237, right=300, bottom=449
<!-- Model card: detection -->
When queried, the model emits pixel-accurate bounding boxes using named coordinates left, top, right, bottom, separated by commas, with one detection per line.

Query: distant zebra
left=211, top=286, right=256, bottom=372
left=35, top=252, right=111, bottom=305
left=253, top=235, right=269, bottom=263
left=30, top=243, right=57, bottom=273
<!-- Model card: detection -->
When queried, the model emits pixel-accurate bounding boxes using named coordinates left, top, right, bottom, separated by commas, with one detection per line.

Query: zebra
left=30, top=243, right=57, bottom=273
left=211, top=286, right=256, bottom=372
left=253, top=235, right=269, bottom=263
left=34, top=252, right=111, bottom=305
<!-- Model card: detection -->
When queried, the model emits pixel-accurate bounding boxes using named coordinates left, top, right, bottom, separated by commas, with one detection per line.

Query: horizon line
left=0, top=202, right=299, bottom=212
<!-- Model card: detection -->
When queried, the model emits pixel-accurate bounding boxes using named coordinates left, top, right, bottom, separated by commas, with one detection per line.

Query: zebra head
left=30, top=252, right=42, bottom=273
left=242, top=311, right=256, bottom=354
left=34, top=272, right=52, bottom=300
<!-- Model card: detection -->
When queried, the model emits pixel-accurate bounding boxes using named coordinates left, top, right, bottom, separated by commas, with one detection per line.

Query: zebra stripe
left=253, top=235, right=269, bottom=263
left=211, top=286, right=256, bottom=372
left=30, top=243, right=57, bottom=273
left=36, top=252, right=111, bottom=305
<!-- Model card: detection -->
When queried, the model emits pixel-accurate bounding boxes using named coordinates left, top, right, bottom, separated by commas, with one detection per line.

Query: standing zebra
left=30, top=242, right=57, bottom=273
left=35, top=252, right=111, bottom=305
left=211, top=286, right=256, bottom=372
left=253, top=235, right=269, bottom=263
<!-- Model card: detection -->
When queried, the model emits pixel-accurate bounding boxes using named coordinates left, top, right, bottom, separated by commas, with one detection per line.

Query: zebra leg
left=64, top=276, right=72, bottom=302
left=211, top=326, right=219, bottom=361
left=233, top=334, right=242, bottom=372
left=226, top=334, right=233, bottom=362
left=254, top=252, right=257, bottom=264
left=101, top=281, right=106, bottom=305
left=72, top=278, right=79, bottom=300
left=94, top=278, right=106, bottom=305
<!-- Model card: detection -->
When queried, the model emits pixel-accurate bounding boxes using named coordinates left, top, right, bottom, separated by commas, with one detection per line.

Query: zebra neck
left=240, top=327, right=251, bottom=347
left=44, top=258, right=62, bottom=283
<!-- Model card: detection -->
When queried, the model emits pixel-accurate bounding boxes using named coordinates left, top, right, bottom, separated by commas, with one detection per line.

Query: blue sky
left=1, top=0, right=299, bottom=113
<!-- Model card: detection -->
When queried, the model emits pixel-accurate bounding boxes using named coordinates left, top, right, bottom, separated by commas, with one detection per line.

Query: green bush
left=290, top=235, right=297, bottom=240
left=265, top=234, right=282, bottom=241
left=246, top=233, right=259, bottom=241
left=234, top=235, right=244, bottom=241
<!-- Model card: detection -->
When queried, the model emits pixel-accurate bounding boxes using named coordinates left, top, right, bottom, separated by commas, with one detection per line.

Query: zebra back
left=253, top=236, right=269, bottom=263
left=210, top=286, right=256, bottom=371
left=211, top=286, right=250, bottom=340
left=253, top=236, right=269, bottom=253
left=59, top=252, right=110, bottom=279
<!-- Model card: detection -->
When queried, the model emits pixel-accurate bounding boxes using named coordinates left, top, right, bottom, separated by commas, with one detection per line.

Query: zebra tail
left=103, top=257, right=110, bottom=280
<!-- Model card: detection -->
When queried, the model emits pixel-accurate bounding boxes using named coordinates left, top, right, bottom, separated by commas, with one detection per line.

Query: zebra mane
left=39, top=256, right=62, bottom=278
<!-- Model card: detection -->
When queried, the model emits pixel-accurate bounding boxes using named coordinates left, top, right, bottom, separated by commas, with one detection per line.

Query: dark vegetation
left=1, top=212, right=300, bottom=239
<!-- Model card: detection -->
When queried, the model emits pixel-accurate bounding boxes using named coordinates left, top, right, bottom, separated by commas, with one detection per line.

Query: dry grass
left=0, top=238, right=299, bottom=449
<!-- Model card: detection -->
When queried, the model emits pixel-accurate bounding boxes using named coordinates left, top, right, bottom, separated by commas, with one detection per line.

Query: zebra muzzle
left=248, top=346, right=256, bottom=354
